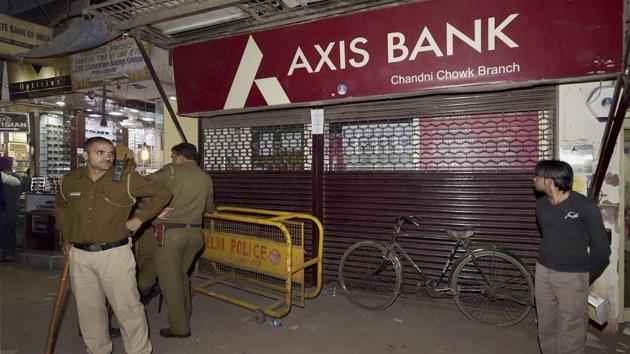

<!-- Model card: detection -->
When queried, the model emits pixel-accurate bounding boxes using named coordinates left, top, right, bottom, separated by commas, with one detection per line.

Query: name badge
left=69, top=192, right=81, bottom=197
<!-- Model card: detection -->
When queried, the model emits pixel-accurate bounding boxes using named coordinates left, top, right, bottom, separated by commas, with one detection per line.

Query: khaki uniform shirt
left=54, top=167, right=171, bottom=244
left=150, top=161, right=214, bottom=225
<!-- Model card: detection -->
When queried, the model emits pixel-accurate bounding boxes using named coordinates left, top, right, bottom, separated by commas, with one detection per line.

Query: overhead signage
left=0, top=14, right=53, bottom=56
left=71, top=38, right=150, bottom=89
left=173, top=0, right=622, bottom=114
left=8, top=75, right=72, bottom=100
left=0, top=112, right=29, bottom=132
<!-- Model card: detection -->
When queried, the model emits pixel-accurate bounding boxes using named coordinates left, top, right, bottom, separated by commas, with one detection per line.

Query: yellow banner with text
left=202, top=230, right=304, bottom=278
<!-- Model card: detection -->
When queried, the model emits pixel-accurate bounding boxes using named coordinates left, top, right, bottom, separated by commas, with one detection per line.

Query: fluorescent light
left=140, top=116, right=155, bottom=122
left=169, top=96, right=177, bottom=101
left=88, top=113, right=102, bottom=118
left=129, top=108, right=139, bottom=113
left=153, top=7, right=247, bottom=35
left=109, top=111, right=124, bottom=116
left=55, top=101, right=66, bottom=106
left=86, top=108, right=93, bottom=112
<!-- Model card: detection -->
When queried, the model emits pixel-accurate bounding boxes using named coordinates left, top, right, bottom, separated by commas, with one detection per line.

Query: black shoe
left=140, top=283, right=160, bottom=305
left=80, top=327, right=120, bottom=338
left=109, top=327, right=121, bottom=338
left=159, top=328, right=190, bottom=338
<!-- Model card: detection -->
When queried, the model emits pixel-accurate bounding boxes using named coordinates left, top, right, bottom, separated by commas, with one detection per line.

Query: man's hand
left=62, top=243, right=72, bottom=258
left=126, top=217, right=143, bottom=232
left=157, top=207, right=175, bottom=220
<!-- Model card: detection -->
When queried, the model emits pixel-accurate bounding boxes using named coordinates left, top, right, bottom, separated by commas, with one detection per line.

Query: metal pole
left=587, top=35, right=630, bottom=201
left=132, top=34, right=188, bottom=144
left=311, top=131, right=324, bottom=287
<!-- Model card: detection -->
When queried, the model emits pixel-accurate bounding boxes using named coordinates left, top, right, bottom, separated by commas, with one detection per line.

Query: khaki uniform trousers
left=134, top=226, right=158, bottom=295
left=70, top=243, right=152, bottom=354
left=535, top=263, right=589, bottom=354
left=154, top=227, right=204, bottom=335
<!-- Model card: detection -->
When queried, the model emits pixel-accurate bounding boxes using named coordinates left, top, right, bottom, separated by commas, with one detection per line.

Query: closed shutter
left=322, top=86, right=556, bottom=282
left=200, top=85, right=556, bottom=284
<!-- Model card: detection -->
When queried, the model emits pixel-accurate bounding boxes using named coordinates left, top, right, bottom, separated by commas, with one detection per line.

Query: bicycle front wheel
left=338, top=241, right=402, bottom=310
left=451, top=249, right=533, bottom=327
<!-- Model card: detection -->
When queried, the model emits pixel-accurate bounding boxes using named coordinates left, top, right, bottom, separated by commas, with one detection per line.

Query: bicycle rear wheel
left=451, top=249, right=533, bottom=327
left=338, top=241, right=402, bottom=310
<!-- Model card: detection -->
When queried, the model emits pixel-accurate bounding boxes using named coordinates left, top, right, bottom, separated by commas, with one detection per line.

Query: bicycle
left=338, top=215, right=534, bottom=327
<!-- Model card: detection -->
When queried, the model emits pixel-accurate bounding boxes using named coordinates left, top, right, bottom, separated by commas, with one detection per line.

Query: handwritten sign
left=71, top=38, right=150, bottom=89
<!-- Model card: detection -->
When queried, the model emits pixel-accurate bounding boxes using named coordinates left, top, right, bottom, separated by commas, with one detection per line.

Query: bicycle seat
left=445, top=226, right=475, bottom=240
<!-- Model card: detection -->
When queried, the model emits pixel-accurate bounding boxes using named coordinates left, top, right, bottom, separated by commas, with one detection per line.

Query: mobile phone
left=113, top=160, right=126, bottom=182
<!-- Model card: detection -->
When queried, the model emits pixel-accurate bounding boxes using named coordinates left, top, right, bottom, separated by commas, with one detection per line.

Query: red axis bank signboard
left=173, top=0, right=622, bottom=114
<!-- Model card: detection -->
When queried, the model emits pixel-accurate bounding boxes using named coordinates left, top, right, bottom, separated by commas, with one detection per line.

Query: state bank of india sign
left=173, top=0, right=622, bottom=114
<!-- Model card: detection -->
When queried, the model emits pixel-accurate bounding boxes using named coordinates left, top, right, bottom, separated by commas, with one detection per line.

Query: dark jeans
left=0, top=212, right=17, bottom=257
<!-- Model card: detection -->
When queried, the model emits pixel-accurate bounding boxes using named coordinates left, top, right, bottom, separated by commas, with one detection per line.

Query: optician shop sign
left=0, top=112, right=29, bottom=132
left=173, top=0, right=622, bottom=114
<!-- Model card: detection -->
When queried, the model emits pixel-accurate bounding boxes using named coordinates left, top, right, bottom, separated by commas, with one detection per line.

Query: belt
left=161, top=223, right=201, bottom=231
left=74, top=238, right=129, bottom=252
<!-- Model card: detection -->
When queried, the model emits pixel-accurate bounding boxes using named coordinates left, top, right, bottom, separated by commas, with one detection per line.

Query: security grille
left=322, top=110, right=553, bottom=172
left=203, top=124, right=313, bottom=171
left=201, top=85, right=557, bottom=282
left=203, top=111, right=553, bottom=172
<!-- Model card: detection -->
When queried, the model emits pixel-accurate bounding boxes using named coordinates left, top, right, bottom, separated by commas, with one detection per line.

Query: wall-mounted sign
left=8, top=75, right=71, bottom=100
left=0, top=14, right=53, bottom=56
left=0, top=112, right=29, bottom=132
left=71, top=38, right=150, bottom=89
left=173, top=0, right=622, bottom=114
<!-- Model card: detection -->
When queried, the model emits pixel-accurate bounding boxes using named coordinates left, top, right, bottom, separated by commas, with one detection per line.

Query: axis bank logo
left=224, top=36, right=290, bottom=109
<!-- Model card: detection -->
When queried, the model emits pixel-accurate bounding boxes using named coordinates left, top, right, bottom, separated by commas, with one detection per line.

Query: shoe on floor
left=140, top=283, right=160, bottom=305
left=159, top=328, right=190, bottom=338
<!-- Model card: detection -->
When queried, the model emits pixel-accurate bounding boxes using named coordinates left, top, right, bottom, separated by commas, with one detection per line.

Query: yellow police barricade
left=195, top=206, right=324, bottom=323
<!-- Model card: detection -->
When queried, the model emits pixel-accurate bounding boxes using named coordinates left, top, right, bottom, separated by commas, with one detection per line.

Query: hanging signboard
left=71, top=38, right=150, bottom=89
left=8, top=75, right=72, bottom=100
left=173, top=0, right=622, bottom=114
left=0, top=112, right=29, bottom=132
left=0, top=14, right=53, bottom=56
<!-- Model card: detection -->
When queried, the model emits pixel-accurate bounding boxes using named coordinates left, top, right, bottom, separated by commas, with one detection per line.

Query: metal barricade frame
left=195, top=206, right=324, bottom=322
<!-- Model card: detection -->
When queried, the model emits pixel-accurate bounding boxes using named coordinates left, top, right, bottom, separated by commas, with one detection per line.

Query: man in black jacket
left=533, top=160, right=610, bottom=354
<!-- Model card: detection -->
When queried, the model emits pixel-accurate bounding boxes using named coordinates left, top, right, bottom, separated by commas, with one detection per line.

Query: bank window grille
left=203, top=124, right=312, bottom=171
left=202, top=109, right=553, bottom=173
left=324, top=110, right=554, bottom=172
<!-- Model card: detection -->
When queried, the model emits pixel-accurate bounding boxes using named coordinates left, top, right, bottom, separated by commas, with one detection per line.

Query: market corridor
left=0, top=261, right=627, bottom=354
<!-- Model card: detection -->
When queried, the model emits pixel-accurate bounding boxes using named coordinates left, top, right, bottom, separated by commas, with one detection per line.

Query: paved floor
left=1, top=262, right=629, bottom=354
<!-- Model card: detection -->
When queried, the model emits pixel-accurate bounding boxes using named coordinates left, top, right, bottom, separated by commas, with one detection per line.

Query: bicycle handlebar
left=395, top=215, right=423, bottom=227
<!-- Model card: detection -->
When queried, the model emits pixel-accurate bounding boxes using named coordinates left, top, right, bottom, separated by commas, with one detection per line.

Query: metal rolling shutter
left=322, top=86, right=556, bottom=283
left=200, top=85, right=556, bottom=285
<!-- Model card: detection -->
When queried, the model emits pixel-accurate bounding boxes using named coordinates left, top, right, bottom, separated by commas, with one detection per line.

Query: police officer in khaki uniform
left=55, top=137, right=171, bottom=354
left=149, top=142, right=214, bottom=338
left=115, top=146, right=160, bottom=303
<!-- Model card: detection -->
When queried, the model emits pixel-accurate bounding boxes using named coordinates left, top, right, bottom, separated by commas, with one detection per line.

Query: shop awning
left=14, top=16, right=122, bottom=61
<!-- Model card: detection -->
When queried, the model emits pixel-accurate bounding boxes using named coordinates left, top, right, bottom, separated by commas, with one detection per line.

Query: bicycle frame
left=385, top=239, right=470, bottom=288
left=382, top=217, right=499, bottom=291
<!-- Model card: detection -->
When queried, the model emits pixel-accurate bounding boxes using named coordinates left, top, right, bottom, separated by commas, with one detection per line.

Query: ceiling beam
left=89, top=0, right=242, bottom=30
